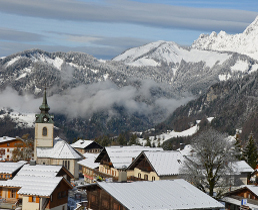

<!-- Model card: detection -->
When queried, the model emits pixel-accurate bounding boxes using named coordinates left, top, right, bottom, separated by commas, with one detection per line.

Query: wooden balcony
left=0, top=198, right=20, bottom=209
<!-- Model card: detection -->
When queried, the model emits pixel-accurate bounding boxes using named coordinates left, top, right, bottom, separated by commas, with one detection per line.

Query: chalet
left=0, top=136, right=26, bottom=161
left=229, top=160, right=254, bottom=186
left=78, top=153, right=99, bottom=183
left=34, top=88, right=83, bottom=179
left=85, top=179, right=224, bottom=210
left=0, top=161, right=27, bottom=180
left=127, top=150, right=184, bottom=181
left=94, top=146, right=163, bottom=181
left=0, top=164, right=73, bottom=210
left=70, top=139, right=103, bottom=154
left=180, top=144, right=253, bottom=187
left=222, top=185, right=258, bottom=209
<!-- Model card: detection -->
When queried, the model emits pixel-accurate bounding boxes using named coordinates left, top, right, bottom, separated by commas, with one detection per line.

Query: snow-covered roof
left=0, top=136, right=16, bottom=144
left=232, top=160, right=254, bottom=174
left=143, top=151, right=184, bottom=176
left=0, top=164, right=72, bottom=197
left=178, top=144, right=195, bottom=156
left=70, top=139, right=94, bottom=149
left=0, top=161, right=27, bottom=174
left=96, top=179, right=224, bottom=210
left=17, top=164, right=63, bottom=178
left=37, top=137, right=82, bottom=159
left=0, top=176, right=63, bottom=197
left=222, top=196, right=258, bottom=209
left=78, top=153, right=99, bottom=169
left=97, top=146, right=163, bottom=169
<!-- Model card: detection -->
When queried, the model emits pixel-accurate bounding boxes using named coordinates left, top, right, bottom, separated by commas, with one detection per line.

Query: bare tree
left=180, top=128, right=236, bottom=199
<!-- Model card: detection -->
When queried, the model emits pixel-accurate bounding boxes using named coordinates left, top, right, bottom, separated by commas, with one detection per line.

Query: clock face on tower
left=43, top=117, right=48, bottom=122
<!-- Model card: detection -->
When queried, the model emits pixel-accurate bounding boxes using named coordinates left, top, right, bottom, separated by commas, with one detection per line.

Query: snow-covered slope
left=192, top=16, right=258, bottom=60
left=0, top=108, right=35, bottom=128
left=113, top=40, right=230, bottom=68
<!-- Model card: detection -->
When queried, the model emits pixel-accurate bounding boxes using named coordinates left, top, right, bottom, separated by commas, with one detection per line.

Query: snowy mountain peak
left=244, top=16, right=258, bottom=35
left=113, top=40, right=181, bottom=66
left=192, top=16, right=258, bottom=60
left=113, top=40, right=232, bottom=68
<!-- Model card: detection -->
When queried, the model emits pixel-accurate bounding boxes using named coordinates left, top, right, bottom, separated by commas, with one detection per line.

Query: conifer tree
left=243, top=132, right=258, bottom=169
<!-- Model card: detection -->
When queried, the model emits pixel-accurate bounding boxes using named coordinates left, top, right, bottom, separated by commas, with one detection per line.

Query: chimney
left=118, top=165, right=127, bottom=182
left=30, top=160, right=36, bottom=166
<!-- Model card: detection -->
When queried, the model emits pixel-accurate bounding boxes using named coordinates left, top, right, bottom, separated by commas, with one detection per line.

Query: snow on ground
left=114, top=40, right=230, bottom=69
left=231, top=60, right=249, bottom=72
left=35, top=55, right=63, bottom=70
left=138, top=123, right=198, bottom=147
left=139, top=117, right=214, bottom=147
left=0, top=108, right=35, bottom=128
left=218, top=74, right=231, bottom=81
left=6, top=56, right=21, bottom=67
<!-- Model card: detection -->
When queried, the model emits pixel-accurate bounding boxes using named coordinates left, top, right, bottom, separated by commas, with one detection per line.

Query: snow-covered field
left=0, top=108, right=35, bottom=128
left=138, top=117, right=214, bottom=146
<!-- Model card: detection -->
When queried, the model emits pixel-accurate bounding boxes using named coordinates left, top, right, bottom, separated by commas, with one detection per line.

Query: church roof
left=37, top=137, right=83, bottom=160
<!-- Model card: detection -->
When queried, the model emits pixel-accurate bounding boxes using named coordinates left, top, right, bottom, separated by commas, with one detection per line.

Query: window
left=152, top=176, right=155, bottom=181
left=7, top=155, right=9, bottom=159
left=7, top=143, right=10, bottom=146
left=11, top=189, right=16, bottom=198
left=29, top=196, right=38, bottom=202
left=138, top=173, right=141, bottom=179
left=63, top=160, right=70, bottom=170
left=7, top=149, right=9, bottom=152
left=144, top=174, right=148, bottom=180
left=42, top=127, right=47, bottom=136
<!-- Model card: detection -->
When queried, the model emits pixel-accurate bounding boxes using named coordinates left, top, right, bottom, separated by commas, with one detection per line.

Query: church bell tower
left=34, top=88, right=54, bottom=159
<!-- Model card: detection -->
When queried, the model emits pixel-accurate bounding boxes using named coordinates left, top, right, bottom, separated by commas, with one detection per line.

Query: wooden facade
left=73, top=141, right=103, bottom=155
left=223, top=186, right=258, bottom=210
left=0, top=138, right=26, bottom=161
left=86, top=184, right=127, bottom=210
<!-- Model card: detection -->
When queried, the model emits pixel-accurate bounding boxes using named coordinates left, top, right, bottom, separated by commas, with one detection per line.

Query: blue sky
left=0, top=0, right=258, bottom=59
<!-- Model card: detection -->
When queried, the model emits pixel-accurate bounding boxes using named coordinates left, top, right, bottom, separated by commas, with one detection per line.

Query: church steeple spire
left=35, top=88, right=54, bottom=123
left=39, top=88, right=50, bottom=114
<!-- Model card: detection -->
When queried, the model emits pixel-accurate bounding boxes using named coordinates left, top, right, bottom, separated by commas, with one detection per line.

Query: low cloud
left=0, top=80, right=193, bottom=123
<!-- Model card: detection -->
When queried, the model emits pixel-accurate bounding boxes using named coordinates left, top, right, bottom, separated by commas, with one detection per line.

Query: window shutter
left=8, top=189, right=10, bottom=198
left=29, top=196, right=32, bottom=202
left=36, top=197, right=40, bottom=203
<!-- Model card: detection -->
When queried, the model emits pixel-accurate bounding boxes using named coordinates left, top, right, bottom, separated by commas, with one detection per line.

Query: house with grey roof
left=0, top=161, right=27, bottom=180
left=94, top=146, right=163, bottom=181
left=0, top=163, right=73, bottom=210
left=70, top=139, right=103, bottom=154
left=222, top=185, right=258, bottom=209
left=127, top=150, right=184, bottom=181
left=78, top=153, right=100, bottom=183
left=85, top=179, right=224, bottom=210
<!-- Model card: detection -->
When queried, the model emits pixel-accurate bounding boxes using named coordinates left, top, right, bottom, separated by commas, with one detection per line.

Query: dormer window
left=42, top=127, right=47, bottom=136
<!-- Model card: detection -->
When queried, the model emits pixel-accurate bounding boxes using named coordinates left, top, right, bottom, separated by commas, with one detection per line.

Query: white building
left=34, top=89, right=83, bottom=179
